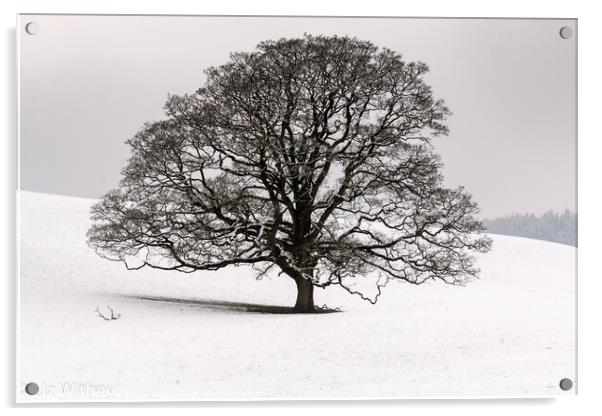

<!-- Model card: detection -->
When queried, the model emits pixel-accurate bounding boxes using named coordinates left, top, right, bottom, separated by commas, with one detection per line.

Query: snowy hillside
left=17, top=191, right=576, bottom=401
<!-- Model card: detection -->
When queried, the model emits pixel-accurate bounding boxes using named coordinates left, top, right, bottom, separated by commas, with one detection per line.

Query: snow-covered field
left=17, top=191, right=576, bottom=401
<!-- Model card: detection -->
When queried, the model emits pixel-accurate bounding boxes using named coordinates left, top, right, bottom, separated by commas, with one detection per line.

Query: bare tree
left=88, top=35, right=491, bottom=313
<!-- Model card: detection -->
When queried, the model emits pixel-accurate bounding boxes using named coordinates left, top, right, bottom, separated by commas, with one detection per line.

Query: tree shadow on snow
left=121, top=295, right=341, bottom=314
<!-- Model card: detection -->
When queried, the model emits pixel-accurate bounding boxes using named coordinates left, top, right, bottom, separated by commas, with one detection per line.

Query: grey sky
left=18, top=15, right=576, bottom=218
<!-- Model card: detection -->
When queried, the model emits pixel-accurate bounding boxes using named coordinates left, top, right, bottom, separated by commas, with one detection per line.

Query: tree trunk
left=293, top=277, right=315, bottom=313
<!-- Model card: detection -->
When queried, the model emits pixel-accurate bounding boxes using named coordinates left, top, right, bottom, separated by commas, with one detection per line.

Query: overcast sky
left=18, top=15, right=576, bottom=218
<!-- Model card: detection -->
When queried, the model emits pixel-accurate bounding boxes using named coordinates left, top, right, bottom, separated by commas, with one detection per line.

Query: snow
left=17, top=191, right=576, bottom=402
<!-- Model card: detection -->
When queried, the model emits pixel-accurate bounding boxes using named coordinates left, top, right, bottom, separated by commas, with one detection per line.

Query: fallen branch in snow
left=94, top=305, right=121, bottom=321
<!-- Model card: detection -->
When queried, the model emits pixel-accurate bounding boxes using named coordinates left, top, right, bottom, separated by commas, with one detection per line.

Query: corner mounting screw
left=559, top=26, right=573, bottom=40
left=25, top=22, right=39, bottom=35
left=559, top=378, right=573, bottom=391
left=25, top=382, right=39, bottom=395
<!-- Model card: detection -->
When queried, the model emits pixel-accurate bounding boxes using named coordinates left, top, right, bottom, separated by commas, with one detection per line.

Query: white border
left=3, top=0, right=601, bottom=415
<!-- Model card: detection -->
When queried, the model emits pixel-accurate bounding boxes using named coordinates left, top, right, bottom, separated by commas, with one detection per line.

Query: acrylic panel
left=17, top=14, right=577, bottom=402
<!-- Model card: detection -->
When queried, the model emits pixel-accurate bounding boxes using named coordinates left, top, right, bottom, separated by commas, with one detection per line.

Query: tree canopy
left=88, top=35, right=491, bottom=312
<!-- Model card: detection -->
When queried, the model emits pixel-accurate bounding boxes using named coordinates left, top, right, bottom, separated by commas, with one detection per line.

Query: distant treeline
left=483, top=210, right=577, bottom=247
